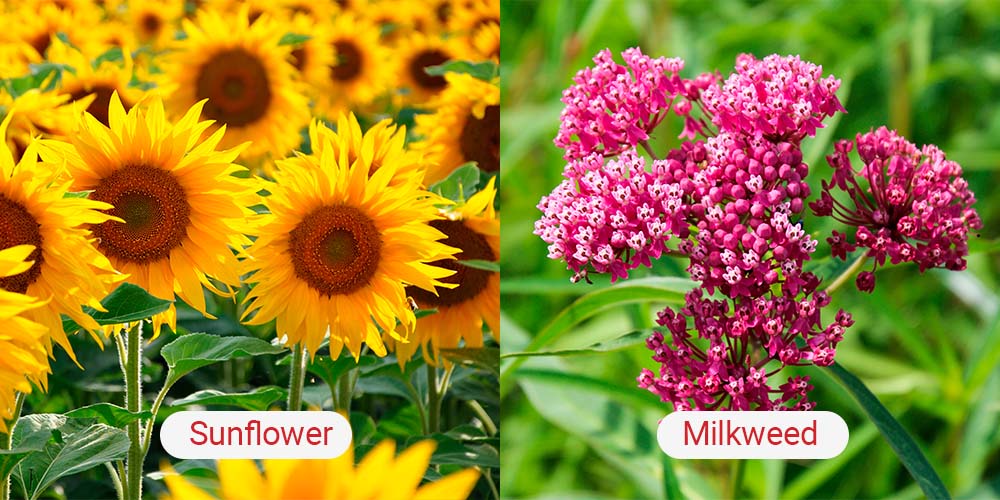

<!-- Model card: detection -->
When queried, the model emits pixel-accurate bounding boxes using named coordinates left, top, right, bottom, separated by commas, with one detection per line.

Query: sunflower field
left=501, top=1, right=1000, bottom=499
left=0, top=1, right=500, bottom=499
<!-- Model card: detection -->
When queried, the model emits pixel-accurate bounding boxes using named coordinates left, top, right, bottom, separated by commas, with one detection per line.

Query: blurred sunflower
left=242, top=117, right=456, bottom=359
left=94, top=19, right=139, bottom=52
left=0, top=113, right=121, bottom=361
left=128, top=0, right=183, bottom=49
left=285, top=13, right=336, bottom=96
left=368, top=0, right=426, bottom=43
left=49, top=38, right=145, bottom=127
left=413, top=72, right=499, bottom=184
left=307, top=113, right=426, bottom=186
left=449, top=0, right=499, bottom=37
left=41, top=93, right=258, bottom=337
left=0, top=89, right=81, bottom=162
left=2, top=1, right=101, bottom=62
left=160, top=7, right=308, bottom=158
left=390, top=178, right=499, bottom=365
left=315, top=14, right=393, bottom=118
left=395, top=32, right=468, bottom=107
left=469, top=21, right=499, bottom=62
left=161, top=439, right=479, bottom=500
left=0, top=245, right=51, bottom=434
left=279, top=0, right=335, bottom=22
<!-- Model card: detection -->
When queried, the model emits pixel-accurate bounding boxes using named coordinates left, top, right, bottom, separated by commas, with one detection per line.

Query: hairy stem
left=287, top=344, right=306, bottom=411
left=105, top=462, right=124, bottom=500
left=125, top=323, right=143, bottom=500
left=0, top=392, right=25, bottom=500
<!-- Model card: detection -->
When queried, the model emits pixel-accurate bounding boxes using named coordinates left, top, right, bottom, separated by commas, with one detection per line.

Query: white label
left=160, top=411, right=352, bottom=459
left=657, top=411, right=849, bottom=459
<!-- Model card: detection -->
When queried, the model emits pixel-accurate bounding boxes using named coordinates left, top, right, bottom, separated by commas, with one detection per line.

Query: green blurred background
left=499, top=0, right=1000, bottom=498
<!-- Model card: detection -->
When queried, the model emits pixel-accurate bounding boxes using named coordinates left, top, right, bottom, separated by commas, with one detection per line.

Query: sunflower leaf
left=160, top=333, right=285, bottom=387
left=425, top=60, right=498, bottom=81
left=61, top=282, right=173, bottom=334
left=440, top=347, right=500, bottom=376
left=278, top=33, right=311, bottom=46
left=65, top=403, right=151, bottom=428
left=169, top=387, right=287, bottom=411
left=429, top=163, right=481, bottom=203
left=92, top=46, right=124, bottom=68
left=457, top=259, right=499, bottom=272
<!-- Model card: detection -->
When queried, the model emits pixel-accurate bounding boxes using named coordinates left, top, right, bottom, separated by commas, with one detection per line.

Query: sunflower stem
left=0, top=392, right=25, bottom=500
left=141, top=379, right=175, bottom=457
left=125, top=322, right=143, bottom=500
left=823, top=253, right=869, bottom=295
left=334, top=367, right=357, bottom=415
left=467, top=400, right=497, bottom=436
left=288, top=344, right=306, bottom=411
left=425, top=363, right=453, bottom=434
left=105, top=462, right=124, bottom=500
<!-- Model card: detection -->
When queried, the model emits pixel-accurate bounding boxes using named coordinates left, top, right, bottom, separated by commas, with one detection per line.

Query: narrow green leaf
left=821, top=362, right=951, bottom=500
left=65, top=403, right=151, bottom=428
left=458, top=259, right=500, bottom=272
left=500, top=277, right=691, bottom=384
left=307, top=354, right=377, bottom=393
left=425, top=60, right=498, bottom=81
left=661, top=452, right=682, bottom=500
left=429, top=163, right=481, bottom=202
left=92, top=47, right=124, bottom=68
left=61, top=282, right=173, bottom=334
left=439, top=347, right=500, bottom=376
left=11, top=415, right=130, bottom=500
left=406, top=434, right=499, bottom=468
left=161, top=333, right=285, bottom=386
left=278, top=33, right=311, bottom=45
left=170, top=387, right=287, bottom=411
left=501, top=330, right=649, bottom=359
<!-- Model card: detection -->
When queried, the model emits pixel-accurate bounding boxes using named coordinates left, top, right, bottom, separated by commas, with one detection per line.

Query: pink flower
left=810, top=127, right=982, bottom=292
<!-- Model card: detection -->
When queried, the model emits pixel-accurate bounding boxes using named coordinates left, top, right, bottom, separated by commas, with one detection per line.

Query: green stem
left=425, top=364, right=454, bottom=434
left=483, top=469, right=500, bottom=500
left=729, top=459, right=746, bottom=500
left=467, top=400, right=497, bottom=436
left=404, top=377, right=429, bottom=434
left=105, top=462, right=124, bottom=500
left=1, top=392, right=25, bottom=500
left=334, top=368, right=357, bottom=415
left=125, top=323, right=143, bottom=500
left=823, top=254, right=868, bottom=295
left=141, top=380, right=175, bottom=457
left=287, top=344, right=305, bottom=411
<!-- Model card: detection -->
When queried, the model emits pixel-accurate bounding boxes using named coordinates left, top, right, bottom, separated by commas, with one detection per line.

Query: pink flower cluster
left=702, top=54, right=845, bottom=142
left=811, top=127, right=982, bottom=292
left=553, top=48, right=708, bottom=160
left=534, top=149, right=693, bottom=282
left=637, top=286, right=853, bottom=410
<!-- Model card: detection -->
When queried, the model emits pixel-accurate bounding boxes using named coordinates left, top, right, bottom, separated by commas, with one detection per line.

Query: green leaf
left=170, top=387, right=287, bottom=411
left=500, top=277, right=691, bottom=385
left=425, top=60, right=498, bottom=81
left=457, top=259, right=500, bottom=272
left=278, top=33, right=311, bottom=45
left=821, top=362, right=951, bottom=500
left=440, top=347, right=500, bottom=376
left=0, top=449, right=37, bottom=484
left=429, top=163, right=481, bottom=202
left=161, top=333, right=285, bottom=386
left=350, top=412, right=377, bottom=446
left=92, top=46, right=124, bottom=68
left=65, top=403, right=151, bottom=428
left=501, top=329, right=649, bottom=359
left=61, top=282, right=173, bottom=334
left=307, top=354, right=377, bottom=393
left=407, top=434, right=499, bottom=468
left=11, top=415, right=130, bottom=500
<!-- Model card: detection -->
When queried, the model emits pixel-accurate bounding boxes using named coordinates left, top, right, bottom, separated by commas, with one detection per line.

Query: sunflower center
left=91, top=165, right=191, bottom=264
left=459, top=104, right=500, bottom=173
left=30, top=32, right=52, bottom=57
left=196, top=48, right=272, bottom=127
left=410, top=49, right=449, bottom=91
left=289, top=205, right=382, bottom=296
left=435, top=2, right=451, bottom=23
left=140, top=13, right=162, bottom=36
left=291, top=47, right=307, bottom=72
left=68, top=85, right=126, bottom=127
left=331, top=41, right=362, bottom=81
left=0, top=195, right=44, bottom=293
left=407, top=219, right=494, bottom=308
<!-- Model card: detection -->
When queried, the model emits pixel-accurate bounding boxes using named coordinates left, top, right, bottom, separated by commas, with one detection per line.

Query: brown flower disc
left=331, top=41, right=363, bottom=81
left=407, top=220, right=494, bottom=308
left=0, top=195, right=44, bottom=293
left=140, top=13, right=162, bottom=37
left=409, top=49, right=449, bottom=91
left=289, top=205, right=382, bottom=296
left=67, top=84, right=121, bottom=127
left=196, top=48, right=272, bottom=127
left=90, top=165, right=191, bottom=264
left=459, top=104, right=499, bottom=173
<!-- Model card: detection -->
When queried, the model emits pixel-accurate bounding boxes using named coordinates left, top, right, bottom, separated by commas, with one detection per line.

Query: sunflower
left=128, top=0, right=184, bottom=49
left=307, top=113, right=426, bottom=187
left=0, top=113, right=121, bottom=361
left=0, top=1, right=101, bottom=62
left=0, top=89, right=82, bottom=163
left=161, top=439, right=479, bottom=500
left=469, top=20, right=499, bottom=62
left=284, top=13, right=336, bottom=97
left=388, top=178, right=499, bottom=365
left=40, top=93, right=259, bottom=338
left=413, top=72, right=499, bottom=184
left=394, top=32, right=469, bottom=108
left=314, top=14, right=393, bottom=119
left=278, top=0, right=335, bottom=22
left=242, top=117, right=457, bottom=359
left=0, top=245, right=51, bottom=434
left=448, top=0, right=499, bottom=38
left=48, top=38, right=145, bottom=128
left=160, top=7, right=309, bottom=158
